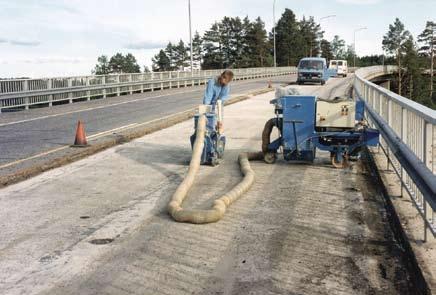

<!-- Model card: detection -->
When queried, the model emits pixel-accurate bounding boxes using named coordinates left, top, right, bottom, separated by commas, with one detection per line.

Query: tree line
left=382, top=19, right=435, bottom=108
left=91, top=10, right=434, bottom=109
left=92, top=9, right=362, bottom=74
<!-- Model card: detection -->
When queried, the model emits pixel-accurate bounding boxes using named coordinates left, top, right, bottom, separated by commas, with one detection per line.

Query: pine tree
left=92, top=55, right=110, bottom=75
left=108, top=53, right=125, bottom=73
left=192, top=31, right=203, bottom=70
left=331, top=35, right=346, bottom=59
left=165, top=42, right=177, bottom=71
left=382, top=18, right=412, bottom=96
left=320, top=39, right=333, bottom=61
left=218, top=16, right=245, bottom=68
left=299, top=16, right=323, bottom=58
left=152, top=49, right=171, bottom=72
left=124, top=53, right=141, bottom=73
left=174, top=40, right=189, bottom=71
left=107, top=53, right=140, bottom=73
left=274, top=9, right=301, bottom=66
left=243, top=17, right=271, bottom=67
left=202, top=22, right=223, bottom=69
left=344, top=45, right=355, bottom=66
left=418, top=21, right=436, bottom=100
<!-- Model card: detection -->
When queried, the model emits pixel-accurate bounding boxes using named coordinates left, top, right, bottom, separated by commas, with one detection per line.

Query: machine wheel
left=330, top=152, right=349, bottom=169
left=321, top=80, right=326, bottom=85
left=264, top=152, right=277, bottom=164
left=210, top=157, right=220, bottom=167
left=297, top=81, right=303, bottom=85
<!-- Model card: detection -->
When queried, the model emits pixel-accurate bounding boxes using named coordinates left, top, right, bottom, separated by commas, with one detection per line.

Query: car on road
left=329, top=60, right=348, bottom=77
left=297, top=57, right=336, bottom=85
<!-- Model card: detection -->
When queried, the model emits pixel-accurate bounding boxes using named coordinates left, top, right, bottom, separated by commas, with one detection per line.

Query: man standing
left=202, top=70, right=234, bottom=133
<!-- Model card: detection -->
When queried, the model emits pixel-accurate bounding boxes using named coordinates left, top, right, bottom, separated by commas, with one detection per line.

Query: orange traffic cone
left=268, top=81, right=273, bottom=88
left=72, top=120, right=88, bottom=147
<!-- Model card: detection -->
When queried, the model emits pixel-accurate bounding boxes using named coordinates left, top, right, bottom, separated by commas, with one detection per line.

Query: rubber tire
left=210, top=157, right=220, bottom=167
left=264, top=152, right=277, bottom=164
left=330, top=153, right=349, bottom=169
left=321, top=80, right=326, bottom=86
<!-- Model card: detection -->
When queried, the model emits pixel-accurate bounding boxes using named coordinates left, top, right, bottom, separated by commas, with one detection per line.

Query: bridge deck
left=0, top=77, right=415, bottom=294
left=0, top=75, right=292, bottom=177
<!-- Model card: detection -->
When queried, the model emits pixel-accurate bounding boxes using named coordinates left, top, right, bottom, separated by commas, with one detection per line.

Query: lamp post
left=273, top=0, right=277, bottom=67
left=353, top=26, right=367, bottom=67
left=318, top=15, right=336, bottom=57
left=188, top=0, right=194, bottom=74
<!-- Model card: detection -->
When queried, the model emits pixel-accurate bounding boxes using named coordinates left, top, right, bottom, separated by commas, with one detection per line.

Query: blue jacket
left=202, top=78, right=230, bottom=105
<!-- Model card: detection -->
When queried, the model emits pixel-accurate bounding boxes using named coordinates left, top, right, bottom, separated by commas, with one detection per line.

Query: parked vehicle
left=329, top=60, right=348, bottom=77
left=297, top=57, right=336, bottom=85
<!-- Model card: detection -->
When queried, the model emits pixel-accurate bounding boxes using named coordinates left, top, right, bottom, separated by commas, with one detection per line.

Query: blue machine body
left=190, top=112, right=226, bottom=166
left=267, top=96, right=379, bottom=165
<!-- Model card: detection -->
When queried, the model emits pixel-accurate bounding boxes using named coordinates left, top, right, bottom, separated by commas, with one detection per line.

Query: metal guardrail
left=354, top=66, right=436, bottom=240
left=0, top=67, right=297, bottom=111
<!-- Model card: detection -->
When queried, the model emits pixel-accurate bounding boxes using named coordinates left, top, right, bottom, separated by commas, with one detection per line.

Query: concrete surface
left=371, top=146, right=436, bottom=293
left=0, top=76, right=416, bottom=294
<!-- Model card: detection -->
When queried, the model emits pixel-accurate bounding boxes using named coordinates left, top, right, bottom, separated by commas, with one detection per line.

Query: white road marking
left=0, top=81, right=288, bottom=170
left=0, top=106, right=199, bottom=170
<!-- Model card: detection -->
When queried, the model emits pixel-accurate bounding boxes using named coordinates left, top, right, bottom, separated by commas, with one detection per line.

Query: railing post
left=129, top=74, right=133, bottom=95
left=422, top=121, right=433, bottom=242
left=86, top=77, right=91, bottom=101
left=68, top=78, right=73, bottom=104
left=140, top=74, right=144, bottom=93
left=48, top=79, right=53, bottom=107
left=116, top=75, right=121, bottom=96
left=177, top=72, right=180, bottom=88
left=424, top=122, right=433, bottom=172
left=386, top=98, right=393, bottom=170
left=23, top=80, right=30, bottom=110
left=151, top=72, right=154, bottom=92
left=160, top=73, right=163, bottom=90
left=401, top=107, right=408, bottom=197
left=102, top=76, right=107, bottom=98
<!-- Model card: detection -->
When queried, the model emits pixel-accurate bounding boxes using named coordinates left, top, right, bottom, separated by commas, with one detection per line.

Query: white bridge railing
left=0, top=67, right=297, bottom=111
left=354, top=66, right=436, bottom=240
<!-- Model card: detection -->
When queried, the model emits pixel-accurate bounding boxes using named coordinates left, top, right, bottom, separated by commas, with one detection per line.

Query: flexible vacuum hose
left=262, top=118, right=276, bottom=154
left=167, top=114, right=263, bottom=224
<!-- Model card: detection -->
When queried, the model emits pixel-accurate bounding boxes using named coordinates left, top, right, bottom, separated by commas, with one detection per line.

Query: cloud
left=124, top=40, right=167, bottom=50
left=9, top=40, right=41, bottom=46
left=0, top=38, right=41, bottom=46
left=37, top=0, right=80, bottom=14
left=336, top=0, right=380, bottom=4
left=20, top=57, right=87, bottom=64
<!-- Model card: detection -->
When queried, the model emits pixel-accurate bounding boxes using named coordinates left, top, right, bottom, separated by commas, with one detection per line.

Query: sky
left=0, top=0, right=434, bottom=78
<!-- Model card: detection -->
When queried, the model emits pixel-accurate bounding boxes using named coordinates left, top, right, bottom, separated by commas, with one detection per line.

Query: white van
left=329, top=60, right=348, bottom=77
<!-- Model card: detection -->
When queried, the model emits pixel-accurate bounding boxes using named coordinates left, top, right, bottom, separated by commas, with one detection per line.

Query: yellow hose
left=167, top=114, right=263, bottom=224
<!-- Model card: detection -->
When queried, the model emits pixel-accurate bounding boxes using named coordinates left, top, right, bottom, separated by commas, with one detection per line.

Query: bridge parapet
left=354, top=66, right=436, bottom=239
left=0, top=67, right=297, bottom=111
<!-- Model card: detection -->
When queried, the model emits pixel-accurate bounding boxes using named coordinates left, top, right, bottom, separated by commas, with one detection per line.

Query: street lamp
left=353, top=26, right=367, bottom=67
left=318, top=15, right=336, bottom=57
left=319, top=14, right=336, bottom=21
left=273, top=0, right=277, bottom=67
left=188, top=0, right=194, bottom=74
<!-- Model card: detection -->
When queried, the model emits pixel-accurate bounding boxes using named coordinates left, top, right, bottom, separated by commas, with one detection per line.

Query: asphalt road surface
left=0, top=75, right=295, bottom=169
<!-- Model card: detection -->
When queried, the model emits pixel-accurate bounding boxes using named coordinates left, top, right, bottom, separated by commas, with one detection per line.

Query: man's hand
left=217, top=121, right=224, bottom=134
